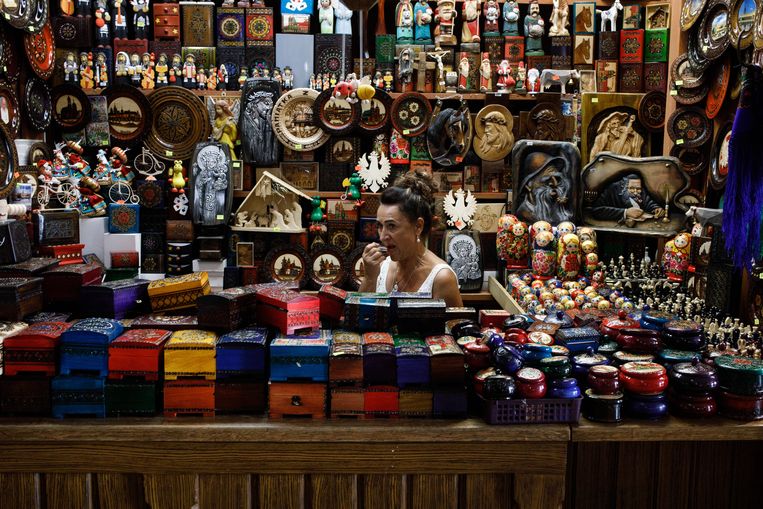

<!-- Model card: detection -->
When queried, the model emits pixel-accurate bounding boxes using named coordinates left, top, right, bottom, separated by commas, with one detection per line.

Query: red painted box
left=110, top=251, right=140, bottom=268
left=39, top=243, right=85, bottom=265
left=42, top=262, right=104, bottom=311
left=479, top=309, right=510, bottom=328
left=164, top=380, right=215, bottom=417
left=319, top=284, right=346, bottom=323
left=364, top=385, right=400, bottom=416
left=255, top=287, right=320, bottom=335
left=620, top=29, right=645, bottom=63
left=3, top=322, right=72, bottom=376
left=108, top=328, right=172, bottom=381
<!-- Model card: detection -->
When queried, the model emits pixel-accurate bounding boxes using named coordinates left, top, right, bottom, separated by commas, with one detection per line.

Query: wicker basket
left=483, top=396, right=582, bottom=424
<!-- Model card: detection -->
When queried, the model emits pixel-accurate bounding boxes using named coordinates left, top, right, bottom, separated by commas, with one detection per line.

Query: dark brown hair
left=380, top=171, right=439, bottom=236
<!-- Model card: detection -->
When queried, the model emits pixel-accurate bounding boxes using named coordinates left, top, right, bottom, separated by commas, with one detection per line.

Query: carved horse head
left=426, top=100, right=472, bottom=166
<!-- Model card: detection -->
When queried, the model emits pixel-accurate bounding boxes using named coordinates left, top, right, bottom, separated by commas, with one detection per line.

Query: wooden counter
left=0, top=417, right=569, bottom=509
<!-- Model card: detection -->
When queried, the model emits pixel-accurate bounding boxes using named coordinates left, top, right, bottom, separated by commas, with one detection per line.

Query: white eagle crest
left=357, top=151, right=391, bottom=193
left=443, top=188, right=477, bottom=230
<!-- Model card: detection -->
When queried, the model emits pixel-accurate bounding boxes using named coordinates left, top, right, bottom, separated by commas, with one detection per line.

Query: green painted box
left=105, top=380, right=159, bottom=416
left=644, top=30, right=668, bottom=62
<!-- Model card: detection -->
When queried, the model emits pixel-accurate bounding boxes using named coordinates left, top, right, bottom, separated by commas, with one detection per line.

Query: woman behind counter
left=360, top=172, right=463, bottom=307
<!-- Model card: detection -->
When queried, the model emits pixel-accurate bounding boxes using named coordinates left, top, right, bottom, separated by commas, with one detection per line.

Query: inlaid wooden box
left=395, top=342, right=431, bottom=388
left=80, top=278, right=151, bottom=320
left=620, top=29, right=645, bottom=63
left=164, top=380, right=215, bottom=417
left=3, top=322, right=72, bottom=377
left=164, top=329, right=217, bottom=380
left=147, top=272, right=212, bottom=312
left=619, top=63, right=643, bottom=92
left=105, top=380, right=159, bottom=416
left=330, top=386, right=364, bottom=417
left=598, top=32, right=620, bottom=60
left=330, top=340, right=363, bottom=386
left=270, top=329, right=331, bottom=382
left=246, top=7, right=274, bottom=44
left=52, top=375, right=106, bottom=419
left=38, top=243, right=85, bottom=265
left=396, top=298, right=447, bottom=335
left=216, top=327, right=268, bottom=379
left=269, top=381, right=326, bottom=419
left=217, top=7, right=246, bottom=47
left=0, top=377, right=51, bottom=416
left=181, top=1, right=215, bottom=47
left=166, top=220, right=194, bottom=241
left=129, top=314, right=199, bottom=330
left=318, top=284, right=346, bottom=323
left=399, top=388, right=433, bottom=417
left=215, top=380, right=266, bottom=414
left=108, top=203, right=140, bottom=234
left=363, top=343, right=396, bottom=387
left=644, top=62, right=668, bottom=91
left=344, top=296, right=391, bottom=332
left=197, top=285, right=259, bottom=331
left=479, top=309, right=511, bottom=328
left=0, top=277, right=43, bottom=321
left=110, top=251, right=139, bottom=268
left=108, top=328, right=172, bottom=381
left=644, top=29, right=668, bottom=62
left=255, top=287, right=320, bottom=336
left=42, top=262, right=104, bottom=311
left=425, top=335, right=465, bottom=386
left=364, top=386, right=399, bottom=417
left=33, top=209, right=80, bottom=247
left=0, top=257, right=59, bottom=277
left=59, top=318, right=124, bottom=377
left=0, top=219, right=32, bottom=265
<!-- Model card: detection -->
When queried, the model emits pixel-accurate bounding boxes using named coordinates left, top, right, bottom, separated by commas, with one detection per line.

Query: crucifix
left=415, top=50, right=436, bottom=92
left=426, top=49, right=448, bottom=92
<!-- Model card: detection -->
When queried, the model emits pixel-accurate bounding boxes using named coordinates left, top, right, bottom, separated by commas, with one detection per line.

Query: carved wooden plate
left=698, top=0, right=731, bottom=61
left=0, top=24, right=19, bottom=83
left=52, top=84, right=91, bottom=131
left=359, top=88, right=392, bottom=134
left=346, top=244, right=367, bottom=290
left=0, top=83, right=20, bottom=139
left=272, top=88, right=330, bottom=151
left=669, top=145, right=708, bottom=176
left=24, top=21, right=55, bottom=80
left=24, top=76, right=51, bottom=132
left=3, top=0, right=35, bottom=32
left=670, top=53, right=707, bottom=89
left=687, top=31, right=712, bottom=75
left=0, top=122, right=17, bottom=199
left=667, top=106, right=712, bottom=148
left=28, top=0, right=47, bottom=33
left=27, top=141, right=51, bottom=164
left=263, top=245, right=309, bottom=289
left=527, top=102, right=565, bottom=141
left=729, top=0, right=757, bottom=49
left=674, top=81, right=710, bottom=104
left=755, top=4, right=763, bottom=48
left=681, top=0, right=709, bottom=31
left=390, top=92, right=432, bottom=137
left=312, top=88, right=360, bottom=136
left=102, top=85, right=152, bottom=145
left=710, top=121, right=732, bottom=190
left=146, top=86, right=210, bottom=159
left=638, top=91, right=667, bottom=132
left=309, top=244, right=348, bottom=289
left=705, top=56, right=731, bottom=119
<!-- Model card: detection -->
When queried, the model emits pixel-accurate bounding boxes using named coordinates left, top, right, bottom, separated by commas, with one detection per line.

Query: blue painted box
left=59, top=318, right=124, bottom=377
left=217, top=327, right=269, bottom=379
left=395, top=343, right=431, bottom=388
left=270, top=329, right=331, bottom=382
left=108, top=203, right=140, bottom=234
left=52, top=375, right=105, bottom=418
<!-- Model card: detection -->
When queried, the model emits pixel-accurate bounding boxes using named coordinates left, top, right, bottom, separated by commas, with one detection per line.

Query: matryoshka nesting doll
left=662, top=232, right=692, bottom=282
left=532, top=230, right=557, bottom=280
left=530, top=220, right=553, bottom=244
left=497, top=214, right=530, bottom=270
left=557, top=233, right=581, bottom=280
left=577, top=226, right=596, bottom=244
left=581, top=239, right=598, bottom=277
left=556, top=221, right=576, bottom=239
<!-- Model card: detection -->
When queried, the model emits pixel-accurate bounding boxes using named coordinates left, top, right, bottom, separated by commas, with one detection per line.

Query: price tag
left=527, top=141, right=534, bottom=146
left=676, top=139, right=684, bottom=145
left=675, top=80, right=684, bottom=86
left=3, top=13, right=9, bottom=19
left=216, top=214, right=224, bottom=221
left=403, top=129, right=411, bottom=135
left=232, top=160, right=242, bottom=169
left=455, top=156, right=463, bottom=163
left=670, top=89, right=678, bottom=96
left=591, top=97, right=598, bottom=103
left=165, top=150, right=174, bottom=157
left=273, top=227, right=281, bottom=232
left=703, top=45, right=708, bottom=51
left=294, top=144, right=302, bottom=150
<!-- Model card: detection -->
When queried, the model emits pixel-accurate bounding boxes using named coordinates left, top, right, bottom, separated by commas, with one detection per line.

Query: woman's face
left=376, top=203, right=420, bottom=261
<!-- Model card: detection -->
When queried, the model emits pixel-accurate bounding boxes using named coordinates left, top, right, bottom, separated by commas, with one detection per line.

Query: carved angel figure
left=207, top=97, right=241, bottom=156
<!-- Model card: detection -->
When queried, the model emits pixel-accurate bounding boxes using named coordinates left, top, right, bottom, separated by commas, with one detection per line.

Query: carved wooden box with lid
left=108, top=328, right=172, bottom=381
left=255, top=287, right=320, bottom=335
left=0, top=257, right=59, bottom=277
left=425, top=334, right=465, bottom=386
left=33, top=209, right=80, bottom=247
left=3, top=322, right=72, bottom=377
left=52, top=375, right=106, bottom=418
left=153, top=3, right=181, bottom=40
left=59, top=318, right=124, bottom=377
left=197, top=285, right=259, bottom=331
left=129, top=314, right=199, bottom=331
left=42, top=262, right=104, bottom=311
left=329, top=330, right=363, bottom=385
left=399, top=388, right=433, bottom=417
left=164, top=379, right=215, bottom=417
left=163, top=329, right=218, bottom=380
left=318, top=284, right=346, bottom=323
left=147, top=272, right=212, bottom=312
left=270, top=329, right=331, bottom=382
left=216, top=380, right=266, bottom=414
left=38, top=243, right=86, bottom=265
left=181, top=1, right=215, bottom=47
left=269, top=381, right=326, bottom=419
left=330, top=386, right=365, bottom=417
left=0, top=219, right=32, bottom=265
left=0, top=277, right=44, bottom=321
left=362, top=332, right=396, bottom=387
left=620, top=29, right=645, bottom=63
left=80, top=278, right=151, bottom=320
left=395, top=339, right=431, bottom=388
left=216, top=327, right=268, bottom=379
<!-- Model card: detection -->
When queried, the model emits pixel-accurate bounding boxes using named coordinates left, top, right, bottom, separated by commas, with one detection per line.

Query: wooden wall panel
left=514, top=474, right=564, bottom=509
left=730, top=441, right=763, bottom=509
left=311, top=474, right=357, bottom=509
left=691, top=442, right=733, bottom=509
left=463, top=473, right=511, bottom=509
left=0, top=473, right=38, bottom=509
left=409, top=474, right=458, bottom=509
left=655, top=443, right=693, bottom=509
left=259, top=474, right=304, bottom=509
left=568, top=442, right=618, bottom=509
left=361, top=474, right=405, bottom=509
left=615, top=443, right=658, bottom=509
left=198, top=474, right=251, bottom=509
left=97, top=473, right=147, bottom=509
left=44, top=473, right=89, bottom=509
left=143, top=474, right=197, bottom=509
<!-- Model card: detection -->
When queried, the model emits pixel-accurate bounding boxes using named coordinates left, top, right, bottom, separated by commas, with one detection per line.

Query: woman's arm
left=432, top=268, right=464, bottom=307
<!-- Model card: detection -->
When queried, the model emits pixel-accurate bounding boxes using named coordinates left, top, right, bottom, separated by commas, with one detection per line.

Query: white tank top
left=375, top=257, right=455, bottom=293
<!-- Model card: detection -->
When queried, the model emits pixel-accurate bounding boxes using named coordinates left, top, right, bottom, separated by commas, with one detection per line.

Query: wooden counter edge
left=572, top=416, right=763, bottom=442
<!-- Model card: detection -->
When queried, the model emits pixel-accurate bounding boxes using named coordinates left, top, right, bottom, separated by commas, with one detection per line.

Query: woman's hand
left=361, top=242, right=387, bottom=283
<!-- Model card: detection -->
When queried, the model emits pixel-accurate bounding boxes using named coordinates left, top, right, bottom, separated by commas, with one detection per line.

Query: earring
left=417, top=236, right=421, bottom=243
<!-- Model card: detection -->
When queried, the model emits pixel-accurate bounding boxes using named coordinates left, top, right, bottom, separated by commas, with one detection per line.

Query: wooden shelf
left=572, top=416, right=763, bottom=443
left=389, top=92, right=536, bottom=101
left=234, top=190, right=508, bottom=200
left=83, top=87, right=242, bottom=97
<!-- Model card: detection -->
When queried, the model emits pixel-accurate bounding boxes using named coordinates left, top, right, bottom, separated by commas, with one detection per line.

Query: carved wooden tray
left=705, top=55, right=731, bottom=119
left=359, top=89, right=392, bottom=134
left=0, top=83, right=20, bottom=139
left=146, top=86, right=210, bottom=160
left=102, top=85, right=152, bottom=145
left=670, top=145, right=708, bottom=176
left=697, top=0, right=731, bottom=61
left=667, top=106, right=712, bottom=148
left=674, top=81, right=709, bottom=105
left=3, top=0, right=36, bottom=32
left=24, top=21, right=55, bottom=80
left=28, top=0, right=47, bottom=33
left=263, top=245, right=309, bottom=289
left=681, top=0, right=709, bottom=31
left=308, top=244, right=348, bottom=289
left=709, top=121, right=732, bottom=190
left=313, top=88, right=360, bottom=136
left=52, top=84, right=91, bottom=132
left=272, top=88, right=330, bottom=151
left=24, top=76, right=51, bottom=132
left=638, top=91, right=667, bottom=132
left=0, top=122, right=17, bottom=200
left=390, top=92, right=432, bottom=137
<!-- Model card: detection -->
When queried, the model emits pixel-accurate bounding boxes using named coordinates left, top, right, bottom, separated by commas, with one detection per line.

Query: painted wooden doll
left=557, top=232, right=580, bottom=280
left=497, top=214, right=529, bottom=270
left=532, top=230, right=556, bottom=280
left=662, top=232, right=691, bottom=282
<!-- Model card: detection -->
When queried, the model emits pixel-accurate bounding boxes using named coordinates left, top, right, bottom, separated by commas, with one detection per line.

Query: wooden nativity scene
left=232, top=171, right=311, bottom=232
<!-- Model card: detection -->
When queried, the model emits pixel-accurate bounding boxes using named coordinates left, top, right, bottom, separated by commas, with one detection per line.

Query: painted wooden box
left=216, top=327, right=269, bottom=379
left=396, top=298, right=447, bottom=335
left=42, top=262, right=104, bottom=311
left=181, top=1, right=215, bottom=47
left=59, top=318, right=125, bottom=377
left=38, top=243, right=85, bottom=265
left=620, top=29, right=645, bottom=63
left=215, top=380, right=267, bottom=414
left=51, top=375, right=106, bottom=418
left=432, top=386, right=468, bottom=417
left=197, top=285, right=259, bottom=331
left=164, top=379, right=215, bottom=417
left=3, top=322, right=72, bottom=377
left=344, top=295, right=391, bottom=332
left=0, top=219, right=32, bottom=265
left=0, top=277, right=44, bottom=321
left=330, top=386, right=364, bottom=417
left=329, top=330, right=363, bottom=386
left=105, top=380, right=159, bottom=416
left=0, top=257, right=59, bottom=277
left=0, top=376, right=51, bottom=416
left=363, top=343, right=397, bottom=387
left=479, top=309, right=511, bottom=328
left=147, top=272, right=212, bottom=312
left=269, top=381, right=326, bottom=419
left=108, top=203, right=140, bottom=234
left=80, top=278, right=151, bottom=320
left=270, top=329, right=331, bottom=382
left=129, top=314, right=199, bottom=330
left=395, top=342, right=431, bottom=388
left=108, top=328, right=172, bottom=381
left=164, top=329, right=217, bottom=380
left=255, top=287, right=320, bottom=335
left=364, top=386, right=400, bottom=417
left=425, top=334, right=465, bottom=386
left=318, top=284, right=346, bottom=323
left=399, top=388, right=433, bottom=417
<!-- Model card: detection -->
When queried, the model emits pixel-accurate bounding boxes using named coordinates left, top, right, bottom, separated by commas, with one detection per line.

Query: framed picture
left=409, top=160, right=433, bottom=176
left=326, top=137, right=360, bottom=164
left=645, top=2, right=670, bottom=30
left=574, top=35, right=595, bottom=65
left=263, top=245, right=309, bottom=288
left=433, top=171, right=463, bottom=192
left=482, top=168, right=503, bottom=193
left=236, top=242, right=254, bottom=267
left=581, top=92, right=650, bottom=165
left=281, top=162, right=319, bottom=191
left=358, top=217, right=380, bottom=242
left=579, top=69, right=598, bottom=92
left=464, top=165, right=481, bottom=192
left=574, top=2, right=596, bottom=34
left=346, top=244, right=366, bottom=290
left=327, top=198, right=358, bottom=220
left=622, top=4, right=643, bottom=29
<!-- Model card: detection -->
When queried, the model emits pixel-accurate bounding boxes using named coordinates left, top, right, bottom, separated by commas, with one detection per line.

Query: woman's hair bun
left=393, top=171, right=439, bottom=204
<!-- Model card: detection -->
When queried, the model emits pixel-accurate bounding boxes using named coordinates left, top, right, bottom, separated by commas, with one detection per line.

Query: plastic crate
left=483, top=396, right=582, bottom=424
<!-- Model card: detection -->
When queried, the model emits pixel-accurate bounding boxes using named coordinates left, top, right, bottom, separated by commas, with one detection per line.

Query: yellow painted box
left=164, top=329, right=218, bottom=380
left=147, top=272, right=212, bottom=312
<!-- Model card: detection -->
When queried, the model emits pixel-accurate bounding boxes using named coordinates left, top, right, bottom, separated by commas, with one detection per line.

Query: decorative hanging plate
left=51, top=84, right=91, bottom=131
left=24, top=76, right=51, bottom=131
left=102, top=85, right=152, bottom=145
left=638, top=91, right=667, bottom=132
left=670, top=53, right=707, bottom=89
left=687, top=31, right=712, bottom=74
left=263, top=245, right=310, bottom=289
left=359, top=88, right=392, bottom=134
left=705, top=56, right=731, bottom=119
left=669, top=145, right=708, bottom=176
left=697, top=0, right=731, bottom=61
left=674, top=81, right=710, bottom=104
left=0, top=24, right=19, bottom=83
left=308, top=244, right=348, bottom=289
left=0, top=83, right=20, bottom=138
left=755, top=5, right=763, bottom=48
left=27, top=141, right=51, bottom=164
left=23, top=21, right=55, bottom=80
left=0, top=122, right=17, bottom=199
left=473, top=104, right=514, bottom=161
left=346, top=244, right=367, bottom=290
left=710, top=121, right=732, bottom=189
left=146, top=86, right=210, bottom=159
left=681, top=0, right=709, bottom=31
left=312, top=88, right=360, bottom=135
left=3, top=0, right=35, bottom=32
left=667, top=106, right=712, bottom=148
left=390, top=91, right=432, bottom=137
left=729, top=0, right=757, bottom=49
left=272, top=88, right=330, bottom=151
left=28, top=0, right=47, bottom=33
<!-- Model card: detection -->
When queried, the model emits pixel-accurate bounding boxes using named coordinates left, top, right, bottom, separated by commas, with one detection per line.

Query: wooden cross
left=415, top=51, right=435, bottom=92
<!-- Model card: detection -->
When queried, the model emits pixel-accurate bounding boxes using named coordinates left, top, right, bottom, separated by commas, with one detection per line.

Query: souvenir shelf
left=388, top=92, right=537, bottom=102
left=233, top=190, right=508, bottom=200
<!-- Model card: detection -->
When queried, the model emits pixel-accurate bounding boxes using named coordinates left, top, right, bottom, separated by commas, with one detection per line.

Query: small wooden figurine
left=95, top=52, right=109, bottom=88
left=496, top=60, right=515, bottom=91
left=155, top=53, right=169, bottom=87
left=112, top=0, right=128, bottom=39
left=79, top=52, right=95, bottom=89
left=169, top=160, right=188, bottom=193
left=129, top=53, right=142, bottom=87
left=319, top=0, right=334, bottom=33
left=502, top=0, right=520, bottom=35
left=662, top=232, right=691, bottom=282
left=334, top=0, right=352, bottom=35
left=496, top=214, right=529, bottom=270
left=524, top=0, right=545, bottom=56
left=461, top=0, right=481, bottom=43
left=479, top=53, right=492, bottom=92
left=183, top=53, right=197, bottom=89
left=484, top=0, right=500, bottom=36
left=414, top=0, right=433, bottom=43
left=63, top=52, right=79, bottom=84
left=396, top=0, right=415, bottom=43
left=131, top=0, right=150, bottom=39
left=597, top=0, right=622, bottom=32
left=531, top=229, right=556, bottom=280
left=457, top=55, right=469, bottom=91
left=434, top=0, right=457, bottom=46
left=557, top=232, right=581, bottom=280
left=141, top=52, right=155, bottom=89
left=95, top=0, right=111, bottom=45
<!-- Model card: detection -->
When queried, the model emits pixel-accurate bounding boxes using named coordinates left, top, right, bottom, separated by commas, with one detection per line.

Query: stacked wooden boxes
left=394, top=333, right=433, bottom=417
left=255, top=286, right=320, bottom=335
left=362, top=332, right=399, bottom=417
left=197, top=285, right=259, bottom=331
left=215, top=327, right=268, bottom=414
left=0, top=277, right=44, bottom=321
left=42, top=262, right=104, bottom=312
left=426, top=334, right=468, bottom=417
left=147, top=272, right=211, bottom=312
left=329, top=330, right=364, bottom=418
left=163, top=329, right=217, bottom=417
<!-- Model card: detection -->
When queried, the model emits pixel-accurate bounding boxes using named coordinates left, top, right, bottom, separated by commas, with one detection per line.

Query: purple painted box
left=79, top=278, right=151, bottom=319
left=432, top=386, right=468, bottom=417
left=362, top=343, right=397, bottom=386
left=395, top=344, right=431, bottom=388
